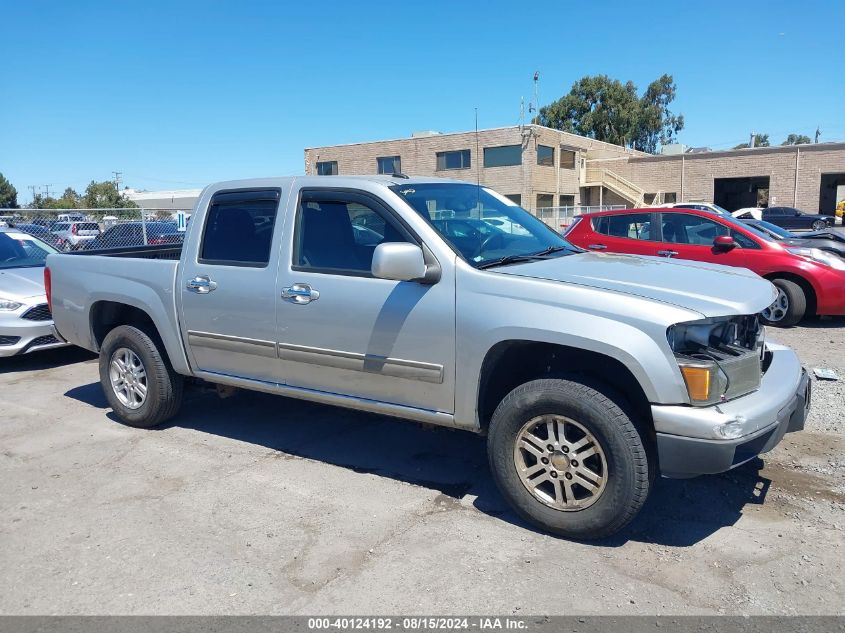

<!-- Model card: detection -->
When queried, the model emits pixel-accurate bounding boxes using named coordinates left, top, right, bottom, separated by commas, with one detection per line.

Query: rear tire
left=487, top=378, right=651, bottom=540
left=99, top=325, right=183, bottom=428
left=760, top=278, right=806, bottom=327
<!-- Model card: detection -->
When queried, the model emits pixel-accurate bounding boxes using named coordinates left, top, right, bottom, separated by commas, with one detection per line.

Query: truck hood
left=496, top=252, right=777, bottom=318
left=0, top=266, right=47, bottom=301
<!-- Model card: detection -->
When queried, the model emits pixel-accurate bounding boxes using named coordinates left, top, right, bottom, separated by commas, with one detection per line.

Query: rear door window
left=593, top=213, right=653, bottom=240
left=200, top=189, right=281, bottom=266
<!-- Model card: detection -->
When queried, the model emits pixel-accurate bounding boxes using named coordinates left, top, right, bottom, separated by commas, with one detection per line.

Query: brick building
left=304, top=125, right=845, bottom=216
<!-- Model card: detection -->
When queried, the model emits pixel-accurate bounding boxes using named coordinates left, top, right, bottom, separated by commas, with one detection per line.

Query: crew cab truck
left=46, top=176, right=811, bottom=539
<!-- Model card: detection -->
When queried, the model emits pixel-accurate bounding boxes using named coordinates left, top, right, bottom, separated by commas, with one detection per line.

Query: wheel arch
left=89, top=300, right=190, bottom=374
left=476, top=340, right=655, bottom=439
left=762, top=272, right=817, bottom=317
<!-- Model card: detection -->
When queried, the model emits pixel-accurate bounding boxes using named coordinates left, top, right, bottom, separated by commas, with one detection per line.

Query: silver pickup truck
left=47, top=176, right=810, bottom=539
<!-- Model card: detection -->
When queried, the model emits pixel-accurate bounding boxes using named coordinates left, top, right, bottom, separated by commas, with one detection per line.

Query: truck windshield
left=391, top=183, right=576, bottom=267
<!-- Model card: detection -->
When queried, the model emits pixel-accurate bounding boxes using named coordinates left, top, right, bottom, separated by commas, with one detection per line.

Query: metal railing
left=534, top=205, right=626, bottom=231
left=583, top=167, right=646, bottom=207
left=0, top=208, right=191, bottom=251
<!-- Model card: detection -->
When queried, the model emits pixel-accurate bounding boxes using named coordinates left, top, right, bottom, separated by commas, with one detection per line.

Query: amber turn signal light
left=680, top=365, right=712, bottom=402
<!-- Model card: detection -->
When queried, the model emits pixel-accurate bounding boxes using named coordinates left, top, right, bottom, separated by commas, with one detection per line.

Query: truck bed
left=47, top=250, right=187, bottom=371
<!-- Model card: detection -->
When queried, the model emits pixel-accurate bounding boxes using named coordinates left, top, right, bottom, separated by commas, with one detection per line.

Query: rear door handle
left=186, top=276, right=217, bottom=293
left=657, top=250, right=679, bottom=258
left=588, top=244, right=607, bottom=250
left=282, top=283, right=320, bottom=305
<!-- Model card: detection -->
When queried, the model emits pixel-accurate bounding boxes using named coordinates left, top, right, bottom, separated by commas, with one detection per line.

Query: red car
left=565, top=207, right=845, bottom=326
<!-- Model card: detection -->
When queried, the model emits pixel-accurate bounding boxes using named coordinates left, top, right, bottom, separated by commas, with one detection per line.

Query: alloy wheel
left=513, top=414, right=608, bottom=511
left=762, top=288, right=789, bottom=322
left=109, top=347, right=148, bottom=410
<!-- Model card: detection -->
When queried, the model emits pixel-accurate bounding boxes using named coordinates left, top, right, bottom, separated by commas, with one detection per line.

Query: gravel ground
left=0, top=321, right=843, bottom=616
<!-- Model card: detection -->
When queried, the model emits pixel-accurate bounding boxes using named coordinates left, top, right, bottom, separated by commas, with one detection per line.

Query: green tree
left=733, top=133, right=770, bottom=149
left=0, top=173, right=19, bottom=208
left=28, top=193, right=54, bottom=209
left=538, top=74, right=684, bottom=153
left=45, top=187, right=82, bottom=209
left=82, top=180, right=137, bottom=208
left=782, top=133, right=811, bottom=145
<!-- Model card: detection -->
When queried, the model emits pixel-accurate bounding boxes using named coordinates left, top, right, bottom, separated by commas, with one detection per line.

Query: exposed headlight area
left=787, top=247, right=845, bottom=271
left=668, top=316, right=765, bottom=406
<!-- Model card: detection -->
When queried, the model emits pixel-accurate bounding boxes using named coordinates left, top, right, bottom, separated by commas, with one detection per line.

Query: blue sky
left=2, top=0, right=843, bottom=202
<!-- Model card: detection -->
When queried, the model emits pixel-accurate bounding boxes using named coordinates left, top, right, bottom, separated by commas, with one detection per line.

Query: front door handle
left=657, top=250, right=679, bottom=258
left=588, top=244, right=607, bottom=250
left=282, top=283, right=320, bottom=305
left=186, top=276, right=217, bottom=293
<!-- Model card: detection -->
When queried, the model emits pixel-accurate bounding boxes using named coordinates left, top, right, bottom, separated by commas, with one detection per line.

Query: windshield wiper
left=476, top=245, right=571, bottom=270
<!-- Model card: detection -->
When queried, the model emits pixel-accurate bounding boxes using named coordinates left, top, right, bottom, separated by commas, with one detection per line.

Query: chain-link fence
left=535, top=205, right=627, bottom=232
left=0, top=208, right=191, bottom=251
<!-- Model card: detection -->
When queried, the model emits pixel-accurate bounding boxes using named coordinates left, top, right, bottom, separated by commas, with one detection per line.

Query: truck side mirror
left=372, top=243, right=427, bottom=282
left=713, top=235, right=736, bottom=251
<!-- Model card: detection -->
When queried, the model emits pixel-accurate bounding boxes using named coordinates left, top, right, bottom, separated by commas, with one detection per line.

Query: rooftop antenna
left=528, top=71, right=540, bottom=124
left=475, top=107, right=481, bottom=209
left=519, top=96, right=525, bottom=131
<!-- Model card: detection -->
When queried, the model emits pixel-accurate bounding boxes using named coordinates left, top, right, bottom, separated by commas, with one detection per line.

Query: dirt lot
left=1, top=320, right=843, bottom=615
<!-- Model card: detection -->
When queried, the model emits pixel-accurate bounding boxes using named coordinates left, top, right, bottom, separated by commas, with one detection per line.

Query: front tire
left=811, top=219, right=826, bottom=231
left=99, top=325, right=183, bottom=428
left=760, top=278, right=806, bottom=327
left=487, top=378, right=651, bottom=540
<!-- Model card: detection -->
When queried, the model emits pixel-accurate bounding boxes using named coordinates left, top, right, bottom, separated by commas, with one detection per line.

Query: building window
left=664, top=192, right=677, bottom=203
left=377, top=156, right=401, bottom=175
left=537, top=145, right=555, bottom=166
left=560, top=150, right=576, bottom=169
left=559, top=195, right=575, bottom=208
left=483, top=145, right=522, bottom=168
left=537, top=194, right=555, bottom=209
left=316, top=161, right=338, bottom=176
left=436, top=149, right=471, bottom=171
left=505, top=194, right=522, bottom=206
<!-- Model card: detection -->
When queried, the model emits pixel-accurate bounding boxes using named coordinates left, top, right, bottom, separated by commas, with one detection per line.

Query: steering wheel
left=473, top=232, right=506, bottom=258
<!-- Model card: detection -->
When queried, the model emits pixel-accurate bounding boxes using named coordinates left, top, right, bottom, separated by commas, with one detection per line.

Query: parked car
left=734, top=206, right=835, bottom=231
left=51, top=221, right=102, bottom=250
left=566, top=207, right=845, bottom=326
left=0, top=228, right=69, bottom=356
left=656, top=202, right=732, bottom=216
left=11, top=223, right=64, bottom=249
left=740, top=219, right=845, bottom=259
left=84, top=221, right=184, bottom=250
left=57, top=212, right=89, bottom=223
left=48, top=176, right=809, bottom=540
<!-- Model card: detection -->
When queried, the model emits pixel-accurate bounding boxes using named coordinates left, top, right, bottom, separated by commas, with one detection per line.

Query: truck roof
left=204, top=174, right=480, bottom=192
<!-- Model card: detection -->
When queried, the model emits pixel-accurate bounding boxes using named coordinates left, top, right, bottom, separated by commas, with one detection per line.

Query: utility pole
left=42, top=184, right=52, bottom=199
left=112, top=171, right=123, bottom=192
left=28, top=185, right=39, bottom=206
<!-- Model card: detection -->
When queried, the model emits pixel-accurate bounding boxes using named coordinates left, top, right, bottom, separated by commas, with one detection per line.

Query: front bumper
left=0, top=309, right=69, bottom=357
left=652, top=344, right=809, bottom=478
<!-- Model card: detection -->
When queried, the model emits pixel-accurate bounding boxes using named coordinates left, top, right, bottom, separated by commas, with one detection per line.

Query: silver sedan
left=0, top=228, right=69, bottom=357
